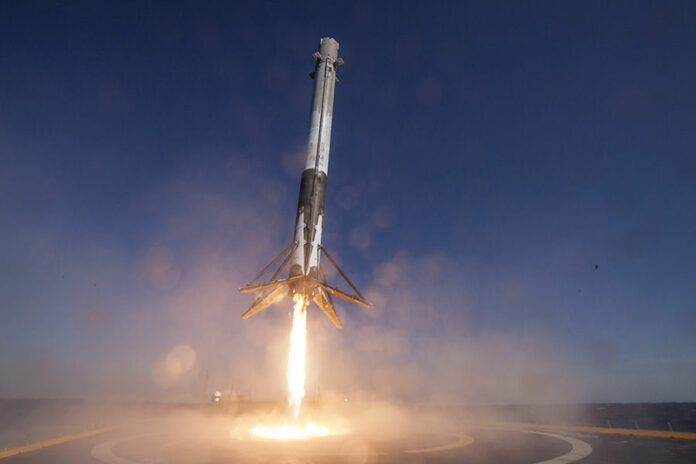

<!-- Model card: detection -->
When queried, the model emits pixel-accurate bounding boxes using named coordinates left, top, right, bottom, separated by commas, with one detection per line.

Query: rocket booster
left=289, top=37, right=339, bottom=284
left=239, top=38, right=370, bottom=328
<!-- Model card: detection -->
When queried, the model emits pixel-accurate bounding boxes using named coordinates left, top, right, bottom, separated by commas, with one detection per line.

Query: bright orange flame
left=244, top=293, right=349, bottom=440
left=249, top=421, right=344, bottom=440
left=288, top=294, right=307, bottom=420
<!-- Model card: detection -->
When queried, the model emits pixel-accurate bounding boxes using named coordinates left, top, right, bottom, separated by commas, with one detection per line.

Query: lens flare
left=288, top=294, right=307, bottom=420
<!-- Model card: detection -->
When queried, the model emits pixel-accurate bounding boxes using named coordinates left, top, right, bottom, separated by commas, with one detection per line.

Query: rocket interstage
left=239, top=37, right=370, bottom=329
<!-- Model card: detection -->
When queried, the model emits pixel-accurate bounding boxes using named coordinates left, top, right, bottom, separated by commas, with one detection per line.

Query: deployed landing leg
left=239, top=242, right=297, bottom=294
left=318, top=246, right=370, bottom=308
left=242, top=285, right=287, bottom=319
left=240, top=242, right=298, bottom=317
left=311, top=263, right=342, bottom=328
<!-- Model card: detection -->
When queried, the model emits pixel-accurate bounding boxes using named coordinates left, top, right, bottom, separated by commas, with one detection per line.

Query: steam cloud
left=1, top=151, right=588, bottom=406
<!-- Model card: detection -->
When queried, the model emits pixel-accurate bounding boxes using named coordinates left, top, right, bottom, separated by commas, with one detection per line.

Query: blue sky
left=1, top=1, right=695, bottom=402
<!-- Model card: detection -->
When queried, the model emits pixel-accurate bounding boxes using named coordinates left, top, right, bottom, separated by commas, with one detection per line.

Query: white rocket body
left=240, top=38, right=369, bottom=329
left=288, top=37, right=340, bottom=282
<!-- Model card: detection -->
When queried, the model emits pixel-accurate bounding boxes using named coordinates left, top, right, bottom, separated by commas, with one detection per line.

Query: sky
left=1, top=1, right=695, bottom=403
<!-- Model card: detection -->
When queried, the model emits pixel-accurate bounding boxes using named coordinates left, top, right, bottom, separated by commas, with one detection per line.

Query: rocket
left=239, top=37, right=370, bottom=328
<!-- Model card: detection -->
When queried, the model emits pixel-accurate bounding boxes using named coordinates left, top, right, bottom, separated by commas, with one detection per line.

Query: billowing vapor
left=0, top=162, right=586, bottom=405
left=4, top=151, right=690, bottom=410
left=2, top=156, right=678, bottom=455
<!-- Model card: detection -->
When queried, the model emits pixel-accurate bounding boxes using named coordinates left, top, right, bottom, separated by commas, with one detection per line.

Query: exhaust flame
left=244, top=293, right=348, bottom=440
left=249, top=421, right=344, bottom=440
left=288, top=294, right=307, bottom=420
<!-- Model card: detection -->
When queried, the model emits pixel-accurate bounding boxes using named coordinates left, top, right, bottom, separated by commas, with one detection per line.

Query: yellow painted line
left=405, top=433, right=474, bottom=454
left=0, top=427, right=114, bottom=460
left=498, top=423, right=696, bottom=440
